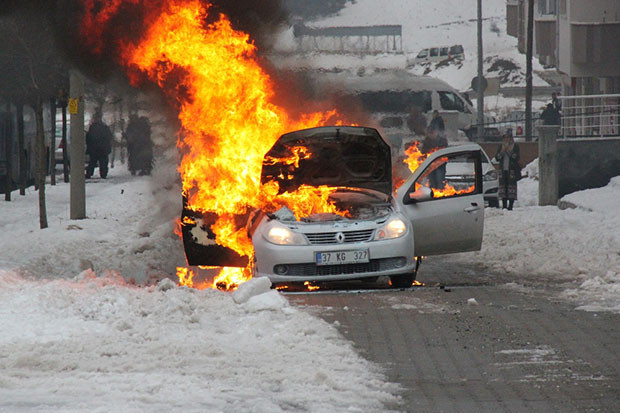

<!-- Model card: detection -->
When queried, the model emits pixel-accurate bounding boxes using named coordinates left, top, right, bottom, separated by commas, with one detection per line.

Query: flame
left=263, top=145, right=312, bottom=169
left=402, top=145, right=475, bottom=199
left=80, top=0, right=350, bottom=290
left=403, top=142, right=427, bottom=173
left=304, top=281, right=320, bottom=291
left=122, top=1, right=345, bottom=262
left=176, top=266, right=250, bottom=290
left=176, top=266, right=194, bottom=287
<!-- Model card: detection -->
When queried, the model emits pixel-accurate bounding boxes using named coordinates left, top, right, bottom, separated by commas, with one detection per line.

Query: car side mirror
left=404, top=186, right=433, bottom=204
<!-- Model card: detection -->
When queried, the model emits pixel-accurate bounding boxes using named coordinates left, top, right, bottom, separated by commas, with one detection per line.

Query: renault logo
left=335, top=232, right=345, bottom=243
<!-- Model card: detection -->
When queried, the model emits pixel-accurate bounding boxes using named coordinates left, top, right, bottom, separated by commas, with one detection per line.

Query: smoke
left=2, top=0, right=289, bottom=83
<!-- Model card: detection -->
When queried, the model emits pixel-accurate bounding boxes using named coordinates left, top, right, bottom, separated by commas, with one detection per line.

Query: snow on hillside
left=273, top=0, right=549, bottom=92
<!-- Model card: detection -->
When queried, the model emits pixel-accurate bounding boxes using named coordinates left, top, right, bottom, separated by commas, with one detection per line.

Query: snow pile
left=0, top=268, right=398, bottom=411
left=457, top=174, right=620, bottom=313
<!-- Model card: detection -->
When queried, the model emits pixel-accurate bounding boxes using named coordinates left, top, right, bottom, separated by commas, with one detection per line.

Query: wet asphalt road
left=285, top=258, right=620, bottom=413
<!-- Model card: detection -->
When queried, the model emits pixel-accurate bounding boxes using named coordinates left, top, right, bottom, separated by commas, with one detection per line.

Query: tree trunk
left=4, top=102, right=12, bottom=201
left=35, top=97, right=48, bottom=229
left=525, top=0, right=534, bottom=142
left=49, top=97, right=56, bottom=185
left=17, top=103, right=26, bottom=196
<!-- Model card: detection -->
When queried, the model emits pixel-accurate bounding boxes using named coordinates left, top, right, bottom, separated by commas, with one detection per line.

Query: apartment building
left=507, top=0, right=620, bottom=137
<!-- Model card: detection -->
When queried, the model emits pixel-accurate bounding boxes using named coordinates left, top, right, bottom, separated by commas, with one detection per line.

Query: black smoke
left=3, top=0, right=290, bottom=83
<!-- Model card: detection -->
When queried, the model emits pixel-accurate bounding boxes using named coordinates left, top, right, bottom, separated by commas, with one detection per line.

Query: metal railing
left=558, top=93, right=620, bottom=139
left=469, top=115, right=540, bottom=141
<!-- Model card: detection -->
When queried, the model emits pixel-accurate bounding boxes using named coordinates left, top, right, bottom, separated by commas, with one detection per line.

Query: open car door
left=396, top=144, right=485, bottom=256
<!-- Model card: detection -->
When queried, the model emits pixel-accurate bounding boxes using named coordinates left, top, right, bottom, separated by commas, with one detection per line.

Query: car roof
left=315, top=70, right=458, bottom=93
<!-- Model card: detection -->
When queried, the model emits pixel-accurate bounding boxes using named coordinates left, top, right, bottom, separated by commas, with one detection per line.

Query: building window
left=538, top=0, right=557, bottom=15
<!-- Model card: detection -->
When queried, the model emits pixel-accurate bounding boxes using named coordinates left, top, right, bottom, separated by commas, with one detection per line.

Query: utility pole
left=476, top=0, right=484, bottom=139
left=69, top=70, right=86, bottom=219
left=525, top=0, right=534, bottom=141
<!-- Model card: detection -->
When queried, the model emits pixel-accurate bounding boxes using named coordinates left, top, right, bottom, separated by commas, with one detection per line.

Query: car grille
left=305, top=229, right=374, bottom=245
left=282, top=257, right=406, bottom=277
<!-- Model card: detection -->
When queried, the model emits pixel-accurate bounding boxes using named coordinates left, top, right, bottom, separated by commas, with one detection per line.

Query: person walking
left=125, top=114, right=153, bottom=176
left=85, top=108, right=113, bottom=179
left=494, top=133, right=520, bottom=210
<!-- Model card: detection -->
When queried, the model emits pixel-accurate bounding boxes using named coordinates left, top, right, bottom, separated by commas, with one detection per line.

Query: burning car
left=182, top=126, right=485, bottom=288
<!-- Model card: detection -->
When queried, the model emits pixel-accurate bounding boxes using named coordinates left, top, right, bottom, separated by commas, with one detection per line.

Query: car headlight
left=374, top=218, right=407, bottom=240
left=483, top=169, right=498, bottom=181
left=265, top=225, right=307, bottom=245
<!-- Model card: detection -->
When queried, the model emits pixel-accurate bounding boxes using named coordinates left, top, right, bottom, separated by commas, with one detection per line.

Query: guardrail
left=558, top=93, right=620, bottom=139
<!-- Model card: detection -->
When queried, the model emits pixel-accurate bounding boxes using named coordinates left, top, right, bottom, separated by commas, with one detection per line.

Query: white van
left=412, top=45, right=465, bottom=65
left=312, top=71, right=479, bottom=152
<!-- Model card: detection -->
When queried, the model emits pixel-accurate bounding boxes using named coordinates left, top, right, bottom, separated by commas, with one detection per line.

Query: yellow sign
left=68, top=98, right=78, bottom=115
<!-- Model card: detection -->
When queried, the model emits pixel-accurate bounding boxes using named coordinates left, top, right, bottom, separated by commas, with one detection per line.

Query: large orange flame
left=81, top=0, right=348, bottom=289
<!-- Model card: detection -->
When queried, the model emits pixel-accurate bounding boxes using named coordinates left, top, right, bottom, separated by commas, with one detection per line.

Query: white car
left=252, top=126, right=485, bottom=287
left=182, top=126, right=486, bottom=288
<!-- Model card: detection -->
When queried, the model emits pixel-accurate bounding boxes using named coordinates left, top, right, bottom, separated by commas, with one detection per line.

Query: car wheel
left=390, top=272, right=416, bottom=289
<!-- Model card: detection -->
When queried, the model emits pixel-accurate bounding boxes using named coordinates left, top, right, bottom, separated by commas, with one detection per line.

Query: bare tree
left=0, top=4, right=68, bottom=227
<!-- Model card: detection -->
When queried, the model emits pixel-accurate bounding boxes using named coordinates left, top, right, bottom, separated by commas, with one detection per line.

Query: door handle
left=464, top=205, right=481, bottom=213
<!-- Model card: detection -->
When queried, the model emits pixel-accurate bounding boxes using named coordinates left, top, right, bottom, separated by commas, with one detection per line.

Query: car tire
left=390, top=272, right=416, bottom=289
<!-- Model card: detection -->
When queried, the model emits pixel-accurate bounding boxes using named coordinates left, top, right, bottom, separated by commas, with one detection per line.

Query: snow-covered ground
left=0, top=165, right=400, bottom=411
left=1, top=157, right=619, bottom=410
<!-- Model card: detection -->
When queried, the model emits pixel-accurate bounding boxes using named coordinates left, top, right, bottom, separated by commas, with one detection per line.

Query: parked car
left=501, top=110, right=538, bottom=140
left=182, top=126, right=486, bottom=287
left=465, top=126, right=502, bottom=142
left=411, top=45, right=465, bottom=65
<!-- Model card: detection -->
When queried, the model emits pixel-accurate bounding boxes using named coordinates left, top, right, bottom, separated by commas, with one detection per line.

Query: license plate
left=316, top=250, right=369, bottom=266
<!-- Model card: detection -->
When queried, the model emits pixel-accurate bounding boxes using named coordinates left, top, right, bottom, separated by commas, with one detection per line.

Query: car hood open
left=261, top=126, right=392, bottom=196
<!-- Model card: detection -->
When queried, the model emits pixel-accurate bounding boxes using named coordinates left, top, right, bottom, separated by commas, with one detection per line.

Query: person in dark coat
left=428, top=110, right=445, bottom=137
left=494, top=133, right=520, bottom=210
left=125, top=114, right=153, bottom=176
left=85, top=109, right=113, bottom=179
left=421, top=113, right=449, bottom=189
left=540, top=103, right=561, bottom=125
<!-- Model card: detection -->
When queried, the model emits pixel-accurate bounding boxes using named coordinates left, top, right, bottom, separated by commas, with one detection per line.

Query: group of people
left=85, top=109, right=153, bottom=179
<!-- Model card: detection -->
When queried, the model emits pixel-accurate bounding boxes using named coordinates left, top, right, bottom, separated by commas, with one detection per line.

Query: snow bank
left=0, top=268, right=398, bottom=411
left=456, top=174, right=620, bottom=313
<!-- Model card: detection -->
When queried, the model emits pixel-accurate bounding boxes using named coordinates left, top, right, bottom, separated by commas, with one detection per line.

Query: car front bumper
left=252, top=233, right=416, bottom=283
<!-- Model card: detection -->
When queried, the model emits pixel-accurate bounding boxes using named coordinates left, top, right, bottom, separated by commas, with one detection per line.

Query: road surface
left=286, top=257, right=620, bottom=412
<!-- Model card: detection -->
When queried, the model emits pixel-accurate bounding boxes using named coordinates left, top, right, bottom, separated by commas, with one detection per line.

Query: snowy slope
left=273, top=0, right=548, bottom=92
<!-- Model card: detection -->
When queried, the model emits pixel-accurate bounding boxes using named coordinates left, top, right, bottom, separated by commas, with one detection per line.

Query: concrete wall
left=557, top=137, right=620, bottom=196
left=479, top=138, right=620, bottom=197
